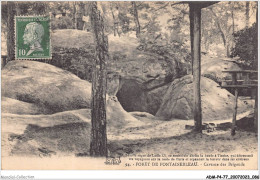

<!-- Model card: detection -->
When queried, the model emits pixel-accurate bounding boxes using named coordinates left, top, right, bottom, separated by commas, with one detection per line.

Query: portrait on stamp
left=23, top=22, right=44, bottom=56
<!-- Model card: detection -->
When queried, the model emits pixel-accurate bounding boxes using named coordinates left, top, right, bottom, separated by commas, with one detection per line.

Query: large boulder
left=2, top=109, right=91, bottom=157
left=2, top=60, right=145, bottom=156
left=51, top=29, right=180, bottom=111
left=202, top=58, right=241, bottom=82
left=51, top=29, right=177, bottom=82
left=106, top=96, right=143, bottom=128
left=2, top=60, right=91, bottom=114
left=51, top=29, right=95, bottom=82
left=2, top=60, right=141, bottom=123
left=201, top=57, right=254, bottom=97
left=2, top=96, right=143, bottom=157
left=1, top=97, right=50, bottom=115
left=156, top=75, right=251, bottom=120
left=2, top=97, right=143, bottom=157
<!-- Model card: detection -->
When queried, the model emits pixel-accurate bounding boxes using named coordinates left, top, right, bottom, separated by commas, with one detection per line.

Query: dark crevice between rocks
left=116, top=79, right=148, bottom=113
left=116, top=76, right=175, bottom=116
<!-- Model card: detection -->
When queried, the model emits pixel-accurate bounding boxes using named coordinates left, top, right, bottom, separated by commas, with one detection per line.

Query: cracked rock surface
left=156, top=75, right=252, bottom=120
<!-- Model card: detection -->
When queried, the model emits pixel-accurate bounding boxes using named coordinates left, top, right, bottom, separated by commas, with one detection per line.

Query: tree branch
left=154, top=2, right=169, bottom=12
left=171, top=2, right=187, bottom=7
left=210, top=9, right=226, bottom=45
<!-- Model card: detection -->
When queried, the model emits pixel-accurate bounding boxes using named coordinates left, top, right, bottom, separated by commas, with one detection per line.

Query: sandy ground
left=2, top=107, right=257, bottom=158
left=108, top=110, right=257, bottom=156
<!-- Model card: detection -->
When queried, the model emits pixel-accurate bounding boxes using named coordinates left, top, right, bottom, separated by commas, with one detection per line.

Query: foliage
left=16, top=2, right=47, bottom=15
left=1, top=2, right=8, bottom=34
left=1, top=2, right=76, bottom=30
left=1, top=1, right=257, bottom=73
left=51, top=47, right=94, bottom=81
left=49, top=2, right=72, bottom=16
left=118, top=12, right=130, bottom=33
left=202, top=2, right=236, bottom=57
left=108, top=2, right=132, bottom=35
left=137, top=33, right=191, bottom=77
left=51, top=16, right=74, bottom=30
left=201, top=2, right=257, bottom=57
left=1, top=2, right=47, bottom=32
left=231, top=23, right=257, bottom=70
left=1, top=2, right=8, bottom=24
left=136, top=2, right=191, bottom=77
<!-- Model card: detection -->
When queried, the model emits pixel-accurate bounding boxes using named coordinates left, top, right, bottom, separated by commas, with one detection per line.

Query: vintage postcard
left=1, top=0, right=259, bottom=176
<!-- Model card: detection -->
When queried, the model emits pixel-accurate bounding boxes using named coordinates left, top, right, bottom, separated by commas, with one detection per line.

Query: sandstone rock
left=50, top=30, right=183, bottom=114
left=202, top=58, right=241, bottom=82
left=2, top=60, right=91, bottom=113
left=1, top=60, right=143, bottom=156
left=51, top=29, right=179, bottom=91
left=106, top=96, right=141, bottom=128
left=107, top=73, right=121, bottom=96
left=1, top=108, right=91, bottom=157
left=1, top=97, right=50, bottom=115
left=2, top=96, right=143, bottom=157
left=130, top=111, right=155, bottom=120
left=52, top=30, right=176, bottom=81
left=156, top=75, right=250, bottom=120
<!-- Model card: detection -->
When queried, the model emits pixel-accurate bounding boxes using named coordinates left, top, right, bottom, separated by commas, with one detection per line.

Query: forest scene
left=1, top=1, right=258, bottom=168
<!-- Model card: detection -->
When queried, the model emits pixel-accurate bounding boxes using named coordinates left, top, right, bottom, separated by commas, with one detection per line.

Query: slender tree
left=73, top=2, right=77, bottom=29
left=131, top=1, right=141, bottom=36
left=76, top=2, right=85, bottom=30
left=254, top=7, right=258, bottom=131
left=7, top=1, right=16, bottom=63
left=89, top=1, right=108, bottom=157
left=109, top=3, right=116, bottom=36
left=230, top=2, right=235, bottom=50
left=210, top=9, right=231, bottom=57
left=246, top=1, right=250, bottom=28
left=189, top=3, right=202, bottom=133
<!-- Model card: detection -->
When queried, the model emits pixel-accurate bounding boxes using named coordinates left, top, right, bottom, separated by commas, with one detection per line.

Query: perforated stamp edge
left=15, top=15, right=52, bottom=60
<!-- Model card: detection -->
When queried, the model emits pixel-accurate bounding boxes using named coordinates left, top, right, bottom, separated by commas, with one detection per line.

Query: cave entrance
left=116, top=79, right=147, bottom=113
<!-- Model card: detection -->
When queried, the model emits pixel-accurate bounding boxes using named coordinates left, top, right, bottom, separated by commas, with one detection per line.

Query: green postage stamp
left=15, top=16, right=51, bottom=59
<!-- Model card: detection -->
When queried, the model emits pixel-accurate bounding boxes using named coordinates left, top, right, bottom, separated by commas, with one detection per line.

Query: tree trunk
left=73, top=2, right=77, bottom=29
left=189, top=8, right=194, bottom=75
left=89, top=1, right=108, bottom=157
left=231, top=88, right=238, bottom=136
left=76, top=2, right=85, bottom=30
left=226, top=43, right=230, bottom=57
left=15, top=2, right=21, bottom=16
left=210, top=9, right=230, bottom=57
left=254, top=88, right=258, bottom=132
left=7, top=1, right=16, bottom=63
left=132, top=1, right=141, bottom=37
left=35, top=2, right=46, bottom=15
left=246, top=1, right=250, bottom=28
left=109, top=3, right=116, bottom=36
left=231, top=2, right=235, bottom=51
left=254, top=7, right=258, bottom=131
left=189, top=4, right=202, bottom=133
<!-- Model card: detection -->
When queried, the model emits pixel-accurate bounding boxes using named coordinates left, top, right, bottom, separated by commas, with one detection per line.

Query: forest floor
left=108, top=109, right=257, bottom=157
left=3, top=107, right=257, bottom=158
